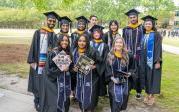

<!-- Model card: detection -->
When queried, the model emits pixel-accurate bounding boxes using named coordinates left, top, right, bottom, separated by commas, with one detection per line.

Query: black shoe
left=135, top=93, right=142, bottom=100
left=34, top=97, right=40, bottom=111
left=34, top=103, right=40, bottom=111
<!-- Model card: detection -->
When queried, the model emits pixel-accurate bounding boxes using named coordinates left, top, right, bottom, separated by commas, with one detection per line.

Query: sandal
left=143, top=95, right=149, bottom=104
left=147, top=96, right=155, bottom=106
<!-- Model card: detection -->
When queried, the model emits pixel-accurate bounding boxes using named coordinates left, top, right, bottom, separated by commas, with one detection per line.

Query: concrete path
left=0, top=88, right=36, bottom=112
left=163, top=44, right=179, bottom=55
left=0, top=88, right=166, bottom=112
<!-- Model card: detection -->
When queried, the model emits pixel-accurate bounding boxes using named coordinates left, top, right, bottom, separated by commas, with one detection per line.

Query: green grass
left=163, top=37, right=179, bottom=47
left=0, top=62, right=29, bottom=78
left=0, top=37, right=31, bottom=44
left=157, top=52, right=179, bottom=112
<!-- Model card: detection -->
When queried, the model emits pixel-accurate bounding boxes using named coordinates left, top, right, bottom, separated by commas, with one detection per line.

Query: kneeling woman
left=106, top=37, right=131, bottom=112
left=72, top=34, right=101, bottom=112
left=45, top=34, right=73, bottom=112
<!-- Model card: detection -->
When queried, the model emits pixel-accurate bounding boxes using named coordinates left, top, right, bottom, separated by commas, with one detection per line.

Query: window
left=174, top=21, right=179, bottom=26
left=175, top=11, right=179, bottom=17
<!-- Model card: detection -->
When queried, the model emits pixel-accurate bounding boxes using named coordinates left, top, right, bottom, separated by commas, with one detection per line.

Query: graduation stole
left=111, top=58, right=128, bottom=102
left=58, top=31, right=69, bottom=36
left=78, top=48, right=86, bottom=55
left=38, top=27, right=52, bottom=74
left=125, top=25, right=143, bottom=60
left=57, top=72, right=71, bottom=112
left=114, top=51, right=122, bottom=58
left=52, top=50, right=71, bottom=112
left=41, top=26, right=54, bottom=32
left=128, top=23, right=141, bottom=29
left=75, top=30, right=85, bottom=35
left=73, top=49, right=92, bottom=110
left=90, top=40, right=104, bottom=56
left=146, top=32, right=155, bottom=69
left=107, top=32, right=119, bottom=50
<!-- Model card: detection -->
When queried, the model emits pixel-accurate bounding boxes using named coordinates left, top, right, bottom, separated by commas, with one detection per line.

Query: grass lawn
left=157, top=52, right=179, bottom=112
left=0, top=37, right=31, bottom=44
left=0, top=62, right=29, bottom=78
left=163, top=37, right=179, bottom=47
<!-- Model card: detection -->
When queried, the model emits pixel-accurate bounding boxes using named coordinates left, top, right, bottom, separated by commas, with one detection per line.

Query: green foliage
left=0, top=0, right=177, bottom=28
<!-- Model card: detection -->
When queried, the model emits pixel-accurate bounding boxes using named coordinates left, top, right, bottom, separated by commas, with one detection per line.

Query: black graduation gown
left=105, top=55, right=131, bottom=112
left=140, top=32, right=162, bottom=94
left=41, top=48, right=73, bottom=112
left=72, top=48, right=101, bottom=111
left=27, top=29, right=56, bottom=111
left=103, top=31, right=121, bottom=50
left=70, top=31, right=90, bottom=91
left=90, top=41, right=109, bottom=96
left=122, top=25, right=144, bottom=91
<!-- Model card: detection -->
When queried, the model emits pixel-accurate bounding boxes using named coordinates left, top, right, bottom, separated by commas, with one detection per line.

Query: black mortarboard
left=76, top=16, right=90, bottom=24
left=89, top=25, right=104, bottom=32
left=43, top=11, right=59, bottom=19
left=59, top=16, right=72, bottom=24
left=141, top=15, right=158, bottom=21
left=125, top=9, right=140, bottom=16
left=58, top=16, right=72, bottom=33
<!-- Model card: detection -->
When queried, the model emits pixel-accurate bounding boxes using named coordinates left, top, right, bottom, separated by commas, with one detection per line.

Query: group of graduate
left=27, top=8, right=162, bottom=112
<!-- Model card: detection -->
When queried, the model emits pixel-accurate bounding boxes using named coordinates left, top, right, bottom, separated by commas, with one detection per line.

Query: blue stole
left=57, top=72, right=71, bottom=112
left=112, top=58, right=128, bottom=103
left=73, top=49, right=92, bottom=110
left=145, top=32, right=155, bottom=69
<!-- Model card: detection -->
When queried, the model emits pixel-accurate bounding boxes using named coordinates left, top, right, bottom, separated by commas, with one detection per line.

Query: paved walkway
left=163, top=44, right=179, bottom=55
left=0, top=88, right=36, bottom=112
left=0, top=88, right=166, bottom=112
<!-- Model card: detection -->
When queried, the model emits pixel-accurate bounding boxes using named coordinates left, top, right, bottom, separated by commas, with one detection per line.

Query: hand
left=91, top=65, right=96, bottom=69
left=111, top=77, right=119, bottom=84
left=125, top=72, right=131, bottom=78
left=155, top=62, right=160, bottom=69
left=30, top=63, right=37, bottom=70
left=63, top=66, right=69, bottom=72
left=73, top=66, right=78, bottom=72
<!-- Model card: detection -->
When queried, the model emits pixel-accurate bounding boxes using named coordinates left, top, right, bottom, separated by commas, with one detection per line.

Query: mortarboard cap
left=76, top=16, right=90, bottom=24
left=141, top=15, right=158, bottom=21
left=89, top=25, right=104, bottom=32
left=125, top=9, right=140, bottom=16
left=59, top=16, right=72, bottom=24
left=43, top=11, right=59, bottom=19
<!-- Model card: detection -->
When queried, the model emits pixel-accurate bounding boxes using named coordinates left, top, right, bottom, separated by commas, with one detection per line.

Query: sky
left=173, top=0, right=179, bottom=6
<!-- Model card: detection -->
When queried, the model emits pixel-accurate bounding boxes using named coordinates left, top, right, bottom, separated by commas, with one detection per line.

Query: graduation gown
left=72, top=48, right=101, bottom=111
left=105, top=56, right=130, bottom=112
left=103, top=31, right=121, bottom=50
left=90, top=40, right=109, bottom=96
left=27, top=29, right=56, bottom=111
left=140, top=32, right=162, bottom=94
left=41, top=48, right=73, bottom=112
left=122, top=24, right=144, bottom=91
left=70, top=31, right=90, bottom=91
